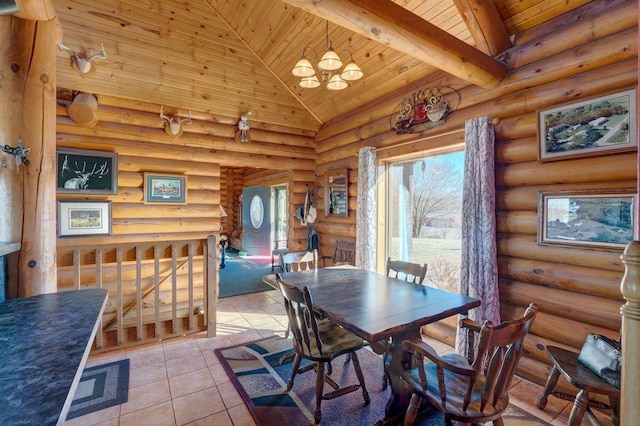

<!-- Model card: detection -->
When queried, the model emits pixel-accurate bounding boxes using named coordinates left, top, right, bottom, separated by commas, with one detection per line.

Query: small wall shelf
left=0, top=242, right=21, bottom=256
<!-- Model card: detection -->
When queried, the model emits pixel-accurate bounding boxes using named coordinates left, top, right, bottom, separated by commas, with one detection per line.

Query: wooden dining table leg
left=383, top=327, right=421, bottom=421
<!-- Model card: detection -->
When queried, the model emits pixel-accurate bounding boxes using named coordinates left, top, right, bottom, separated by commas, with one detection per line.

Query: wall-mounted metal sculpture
left=390, top=86, right=461, bottom=134
left=1, top=134, right=30, bottom=173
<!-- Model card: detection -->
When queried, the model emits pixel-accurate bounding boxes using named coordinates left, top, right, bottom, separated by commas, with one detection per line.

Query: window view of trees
left=388, top=151, right=464, bottom=292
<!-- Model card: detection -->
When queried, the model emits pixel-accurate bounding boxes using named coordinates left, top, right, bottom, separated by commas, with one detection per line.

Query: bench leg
left=569, top=389, right=589, bottom=426
left=537, top=365, right=560, bottom=409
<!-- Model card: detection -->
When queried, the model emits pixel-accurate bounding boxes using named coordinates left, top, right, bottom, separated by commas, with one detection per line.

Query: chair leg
left=349, top=351, right=370, bottom=405
left=403, top=393, right=421, bottom=426
left=537, top=365, right=560, bottom=409
left=286, top=353, right=302, bottom=392
left=314, top=362, right=325, bottom=424
left=492, top=418, right=505, bottom=426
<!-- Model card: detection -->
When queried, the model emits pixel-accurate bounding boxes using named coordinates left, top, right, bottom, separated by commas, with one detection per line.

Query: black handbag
left=577, top=333, right=621, bottom=388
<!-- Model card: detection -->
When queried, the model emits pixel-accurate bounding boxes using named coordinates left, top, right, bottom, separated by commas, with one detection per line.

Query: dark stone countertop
left=0, top=289, right=108, bottom=425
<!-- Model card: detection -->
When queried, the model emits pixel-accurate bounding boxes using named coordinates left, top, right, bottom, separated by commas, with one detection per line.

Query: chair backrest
left=332, top=240, right=355, bottom=266
left=386, top=257, right=428, bottom=284
left=275, top=274, right=323, bottom=358
left=463, top=303, right=538, bottom=411
left=282, top=250, right=317, bottom=272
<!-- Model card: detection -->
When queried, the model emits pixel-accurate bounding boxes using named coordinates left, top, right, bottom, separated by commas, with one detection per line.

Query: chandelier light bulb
left=292, top=57, right=315, bottom=78
left=341, top=61, right=363, bottom=81
left=318, top=46, right=342, bottom=71
left=326, top=74, right=348, bottom=91
left=299, top=75, right=321, bottom=88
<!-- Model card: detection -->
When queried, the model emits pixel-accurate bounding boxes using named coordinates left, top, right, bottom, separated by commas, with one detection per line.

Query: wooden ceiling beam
left=279, top=0, right=507, bottom=89
left=452, top=0, right=512, bottom=56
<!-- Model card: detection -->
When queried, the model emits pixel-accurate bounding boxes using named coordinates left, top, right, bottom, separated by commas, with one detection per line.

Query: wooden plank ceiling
left=53, top=0, right=590, bottom=133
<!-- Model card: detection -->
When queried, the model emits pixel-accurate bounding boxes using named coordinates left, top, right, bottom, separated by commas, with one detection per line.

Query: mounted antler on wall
left=57, top=41, right=107, bottom=75
left=159, top=106, right=192, bottom=137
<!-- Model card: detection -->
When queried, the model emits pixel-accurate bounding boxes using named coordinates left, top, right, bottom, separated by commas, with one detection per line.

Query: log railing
left=59, top=237, right=217, bottom=352
left=620, top=241, right=640, bottom=425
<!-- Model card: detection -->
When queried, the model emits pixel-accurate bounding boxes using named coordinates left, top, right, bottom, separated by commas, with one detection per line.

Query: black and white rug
left=67, top=359, right=130, bottom=420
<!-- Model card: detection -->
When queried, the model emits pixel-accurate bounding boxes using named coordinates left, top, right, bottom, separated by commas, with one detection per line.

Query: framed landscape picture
left=58, top=200, right=112, bottom=237
left=538, top=88, right=637, bottom=161
left=144, top=173, right=187, bottom=204
left=56, top=148, right=118, bottom=195
left=538, top=189, right=635, bottom=250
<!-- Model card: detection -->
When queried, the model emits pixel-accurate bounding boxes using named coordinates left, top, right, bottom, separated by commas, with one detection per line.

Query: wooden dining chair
left=401, top=303, right=538, bottom=426
left=386, top=257, right=428, bottom=285
left=377, top=258, right=429, bottom=390
left=281, top=250, right=317, bottom=272
left=320, top=240, right=355, bottom=267
left=275, top=274, right=370, bottom=424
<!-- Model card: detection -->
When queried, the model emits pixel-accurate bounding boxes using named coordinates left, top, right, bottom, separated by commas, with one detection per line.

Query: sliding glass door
left=386, top=150, right=464, bottom=292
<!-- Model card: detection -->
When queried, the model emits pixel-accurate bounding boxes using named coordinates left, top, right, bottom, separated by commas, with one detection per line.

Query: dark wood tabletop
left=263, top=267, right=479, bottom=343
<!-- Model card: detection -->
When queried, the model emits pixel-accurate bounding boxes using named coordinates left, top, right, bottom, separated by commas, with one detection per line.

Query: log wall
left=55, top=92, right=315, bottom=348
left=313, top=0, right=638, bottom=390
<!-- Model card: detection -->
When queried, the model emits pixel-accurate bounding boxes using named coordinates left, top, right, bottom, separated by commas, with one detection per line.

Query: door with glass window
left=242, top=186, right=271, bottom=256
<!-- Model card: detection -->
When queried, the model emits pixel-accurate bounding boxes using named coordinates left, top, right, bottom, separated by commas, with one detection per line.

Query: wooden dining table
left=262, top=267, right=480, bottom=423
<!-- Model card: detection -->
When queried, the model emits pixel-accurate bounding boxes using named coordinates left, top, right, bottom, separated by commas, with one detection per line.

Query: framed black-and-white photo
left=538, top=189, right=635, bottom=250
left=56, top=148, right=118, bottom=195
left=58, top=200, right=112, bottom=237
left=538, top=88, right=637, bottom=162
left=144, top=173, right=187, bottom=204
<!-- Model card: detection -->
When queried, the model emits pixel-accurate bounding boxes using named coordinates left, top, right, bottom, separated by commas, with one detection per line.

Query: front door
left=242, top=186, right=271, bottom=256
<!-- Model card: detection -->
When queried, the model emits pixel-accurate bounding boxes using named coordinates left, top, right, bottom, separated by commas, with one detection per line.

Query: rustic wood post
left=620, top=241, right=640, bottom=426
left=18, top=16, right=58, bottom=296
left=1, top=5, right=59, bottom=297
left=0, top=16, right=25, bottom=298
left=206, top=235, right=218, bottom=337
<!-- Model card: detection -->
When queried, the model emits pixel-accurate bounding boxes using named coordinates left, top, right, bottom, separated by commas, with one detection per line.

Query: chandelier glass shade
left=292, top=21, right=363, bottom=91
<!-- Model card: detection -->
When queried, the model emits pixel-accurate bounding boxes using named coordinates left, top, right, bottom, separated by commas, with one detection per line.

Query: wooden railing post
left=620, top=241, right=640, bottom=425
left=206, top=235, right=218, bottom=338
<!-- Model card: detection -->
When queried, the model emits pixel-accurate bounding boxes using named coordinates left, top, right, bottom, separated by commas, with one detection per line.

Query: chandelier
left=291, top=21, right=363, bottom=91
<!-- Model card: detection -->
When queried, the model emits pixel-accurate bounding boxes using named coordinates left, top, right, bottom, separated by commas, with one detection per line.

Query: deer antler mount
left=160, top=106, right=192, bottom=137
left=57, top=41, right=107, bottom=75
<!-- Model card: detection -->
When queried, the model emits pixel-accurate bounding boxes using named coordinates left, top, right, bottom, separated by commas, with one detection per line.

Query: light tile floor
left=65, top=289, right=614, bottom=425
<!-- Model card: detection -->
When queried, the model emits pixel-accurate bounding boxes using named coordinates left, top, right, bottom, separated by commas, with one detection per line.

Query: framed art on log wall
left=58, top=200, right=112, bottom=237
left=538, top=88, right=637, bottom=162
left=538, top=189, right=635, bottom=250
left=56, top=148, right=118, bottom=195
left=144, top=173, right=188, bottom=204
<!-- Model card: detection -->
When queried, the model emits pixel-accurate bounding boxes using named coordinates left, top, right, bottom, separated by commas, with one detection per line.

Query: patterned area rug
left=215, top=336, right=551, bottom=425
left=67, top=359, right=130, bottom=420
